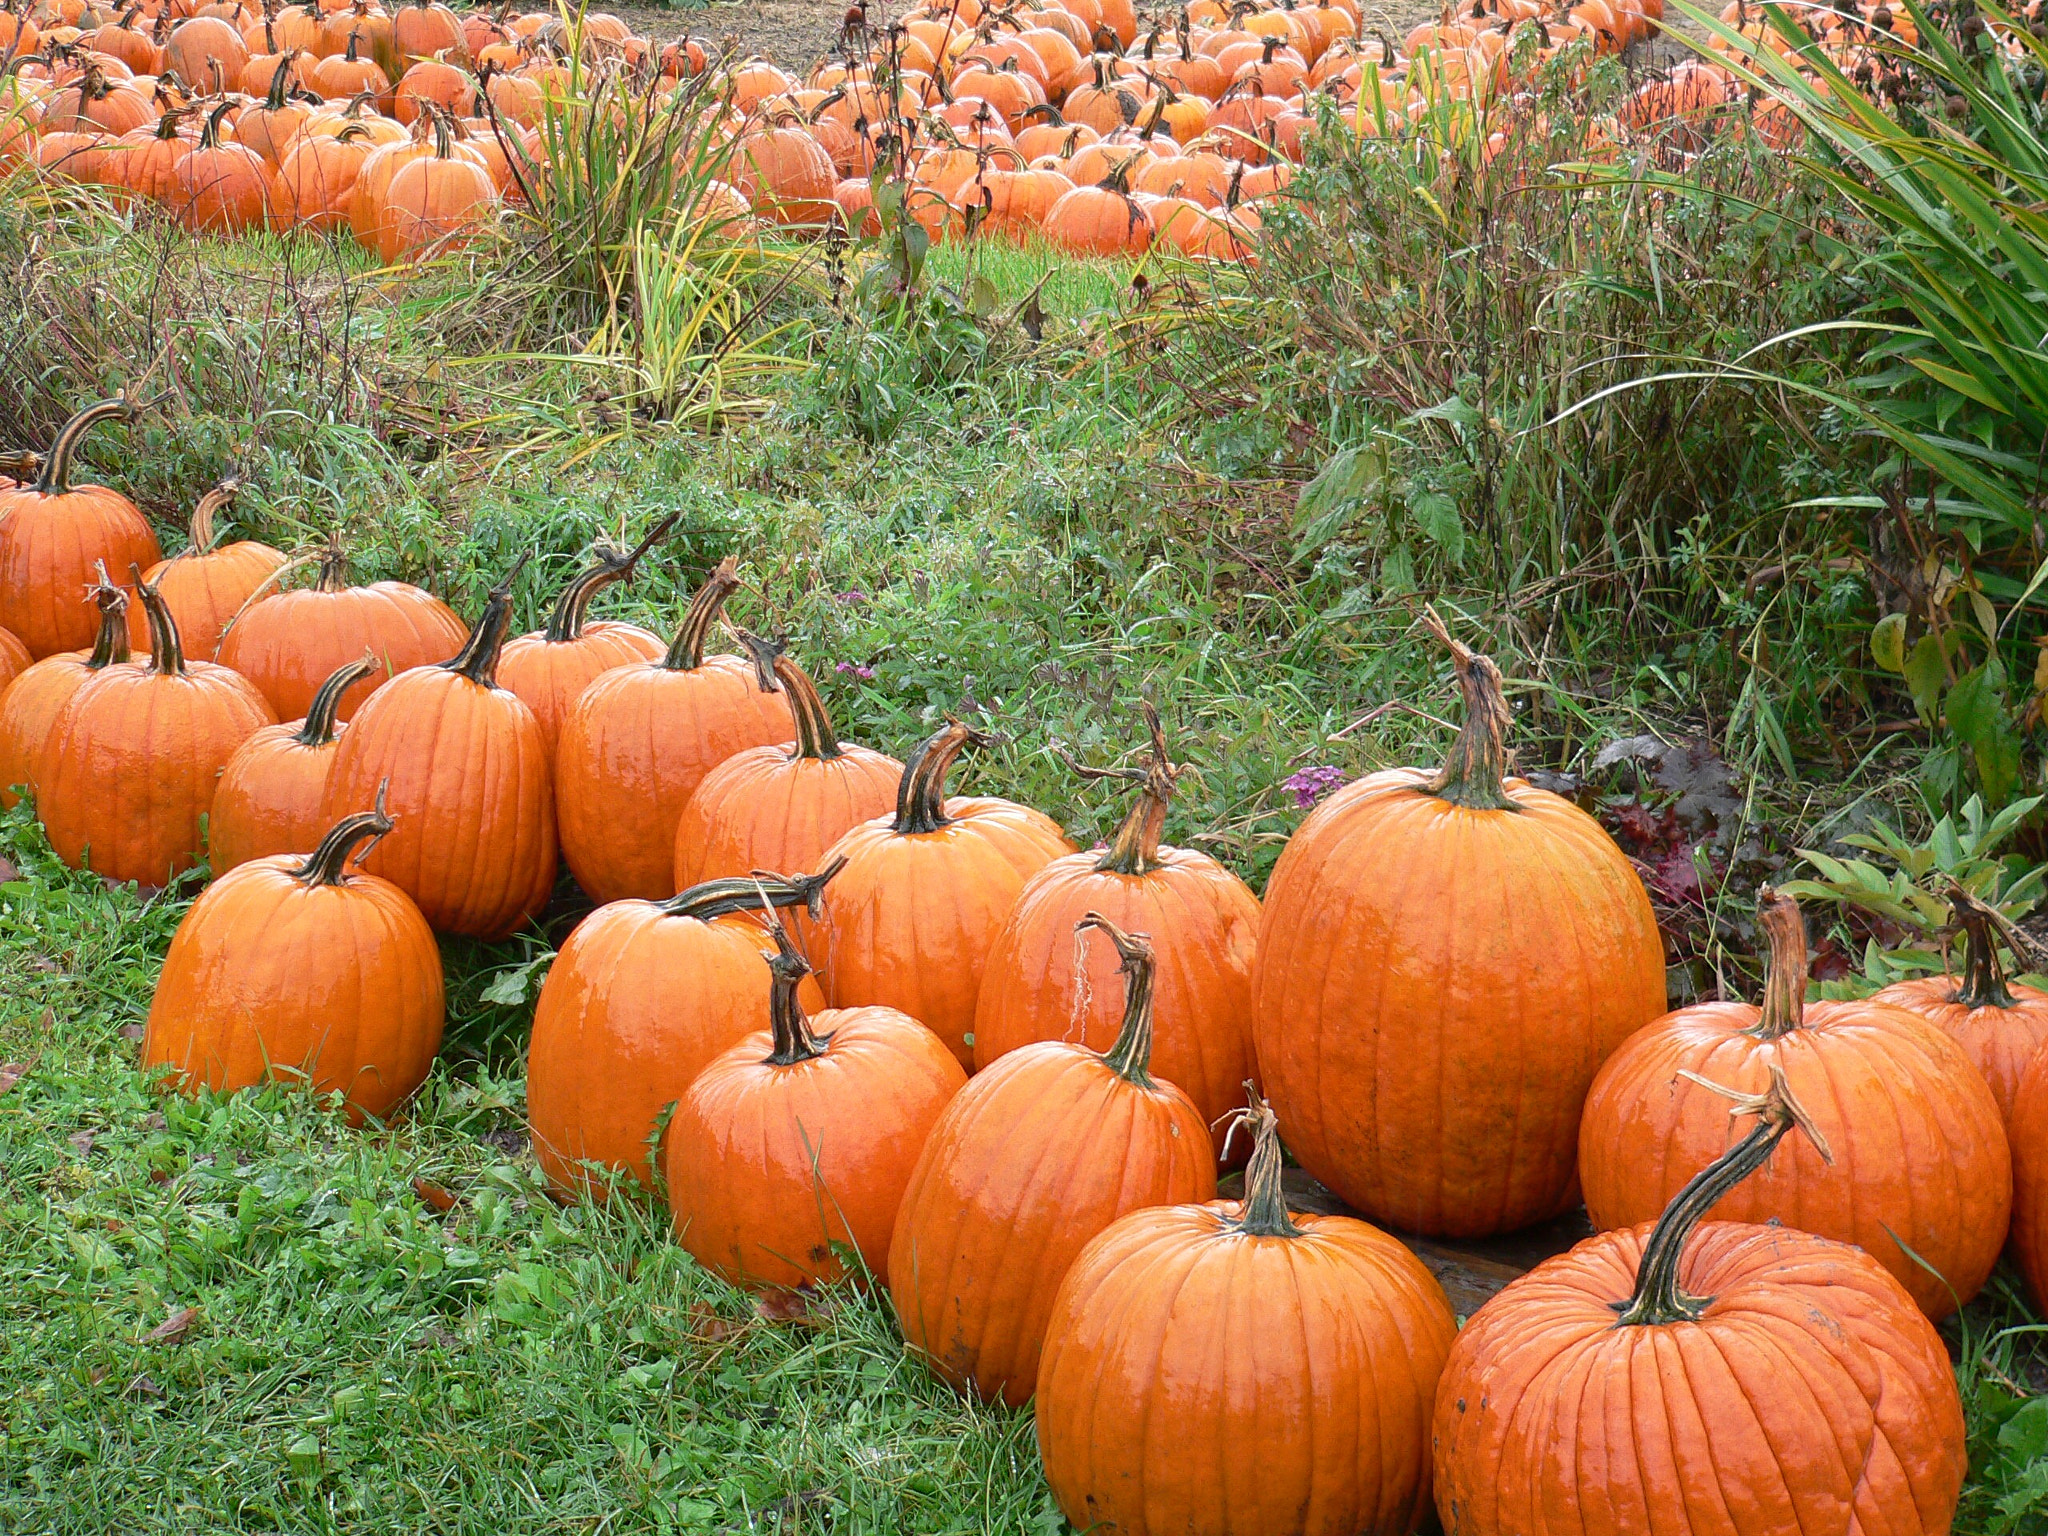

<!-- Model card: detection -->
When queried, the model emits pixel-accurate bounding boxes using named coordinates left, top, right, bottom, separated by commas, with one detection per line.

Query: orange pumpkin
left=170, top=101, right=283, bottom=233
left=278, top=119, right=378, bottom=227
left=0, top=573, right=135, bottom=809
left=143, top=792, right=446, bottom=1123
left=209, top=655, right=375, bottom=873
left=124, top=480, right=287, bottom=661
left=1044, top=159, right=1154, bottom=254
left=376, top=105, right=496, bottom=261
left=162, top=13, right=249, bottom=90
left=730, top=117, right=836, bottom=227
left=389, top=0, right=459, bottom=62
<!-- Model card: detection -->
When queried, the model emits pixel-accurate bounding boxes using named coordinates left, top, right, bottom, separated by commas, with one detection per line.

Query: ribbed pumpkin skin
left=1431, top=1221, right=1967, bottom=1536
left=40, top=657, right=277, bottom=885
left=0, top=626, right=28, bottom=691
left=498, top=620, right=664, bottom=755
left=1254, top=768, right=1665, bottom=1236
left=974, top=847, right=1260, bottom=1158
left=0, top=650, right=99, bottom=807
left=822, top=794, right=1075, bottom=1067
left=0, top=484, right=162, bottom=658
left=142, top=851, right=444, bottom=1122
left=1037, top=1203, right=1455, bottom=1536
left=126, top=539, right=287, bottom=661
left=889, top=1039, right=1216, bottom=1406
left=320, top=665, right=557, bottom=940
left=526, top=903, right=825, bottom=1196
left=556, top=653, right=794, bottom=903
left=667, top=1004, right=966, bottom=1289
left=209, top=721, right=345, bottom=872
left=2007, top=1048, right=2048, bottom=1309
left=1875, top=974, right=2048, bottom=1129
left=216, top=581, right=466, bottom=722
left=1579, top=1000, right=2011, bottom=1320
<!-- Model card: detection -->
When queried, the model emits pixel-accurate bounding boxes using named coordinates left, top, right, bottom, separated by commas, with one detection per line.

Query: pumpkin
left=973, top=704, right=1260, bottom=1159
left=1036, top=1092, right=1455, bottom=1536
left=234, top=52, right=314, bottom=164
left=40, top=564, right=276, bottom=886
left=143, top=790, right=446, bottom=1123
left=311, top=29, right=391, bottom=109
left=376, top=103, right=496, bottom=261
left=671, top=645, right=902, bottom=960
left=730, top=117, right=836, bottom=226
left=393, top=56, right=475, bottom=123
left=527, top=864, right=837, bottom=1199
left=162, top=12, right=249, bottom=90
left=1435, top=1065, right=1967, bottom=1536
left=891, top=914, right=1218, bottom=1405
left=1044, top=156, right=1154, bottom=254
left=1872, top=884, right=2048, bottom=1128
left=818, top=720, right=1074, bottom=1067
left=1254, top=612, right=1665, bottom=1237
left=665, top=922, right=966, bottom=1290
left=2008, top=1046, right=2048, bottom=1309
left=215, top=534, right=467, bottom=723
left=0, top=397, right=163, bottom=659
left=120, top=108, right=204, bottom=204
left=171, top=100, right=283, bottom=233
left=0, top=572, right=134, bottom=808
left=390, top=0, right=460, bottom=61
left=1579, top=888, right=2010, bottom=1319
left=124, top=479, right=287, bottom=661
left=278, top=119, right=378, bottom=227
left=209, top=654, right=375, bottom=873
left=319, top=560, right=557, bottom=940
left=554, top=556, right=794, bottom=905
left=0, top=623, right=26, bottom=693
left=496, top=516, right=672, bottom=755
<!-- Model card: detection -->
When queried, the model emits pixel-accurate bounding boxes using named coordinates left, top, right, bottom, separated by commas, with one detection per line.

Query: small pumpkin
left=0, top=573, right=135, bottom=808
left=819, top=720, right=1075, bottom=1067
left=1579, top=888, right=2011, bottom=1319
left=496, top=516, right=673, bottom=755
left=40, top=564, right=277, bottom=887
left=319, top=560, right=557, bottom=940
left=666, top=922, right=966, bottom=1290
left=554, top=557, right=794, bottom=904
left=125, top=479, right=288, bottom=662
left=527, top=864, right=837, bottom=1199
left=0, top=397, right=164, bottom=659
left=143, top=790, right=446, bottom=1123
left=209, top=655, right=375, bottom=873
left=891, top=915, right=1215, bottom=1405
left=1436, top=1066, right=1967, bottom=1536
left=1036, top=1093, right=1456, bottom=1536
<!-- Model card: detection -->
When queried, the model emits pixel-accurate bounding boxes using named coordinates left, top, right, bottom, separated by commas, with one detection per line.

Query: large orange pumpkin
left=891, top=914, right=1217, bottom=1405
left=666, top=924, right=966, bottom=1290
left=1579, top=888, right=2010, bottom=1319
left=818, top=720, right=1074, bottom=1067
left=215, top=535, right=467, bottom=723
left=318, top=562, right=557, bottom=940
left=2008, top=1047, right=2048, bottom=1309
left=0, top=624, right=26, bottom=693
left=124, top=480, right=287, bottom=661
left=170, top=101, right=283, bottom=234
left=1036, top=1093, right=1456, bottom=1536
left=376, top=105, right=497, bottom=262
left=496, top=518, right=672, bottom=755
left=39, top=565, right=277, bottom=886
left=143, top=791, right=446, bottom=1123
left=0, top=397, right=163, bottom=659
left=554, top=557, right=794, bottom=904
left=278, top=121, right=379, bottom=228
left=1254, top=614, right=1665, bottom=1237
left=0, top=574, right=135, bottom=808
left=209, top=655, right=375, bottom=873
left=1873, top=885, right=2048, bottom=1129
left=1435, top=1066, right=1967, bottom=1536
left=973, top=704, right=1259, bottom=1158
left=526, top=865, right=837, bottom=1199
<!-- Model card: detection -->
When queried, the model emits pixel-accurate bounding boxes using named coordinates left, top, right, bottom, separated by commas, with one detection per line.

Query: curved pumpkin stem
left=1090, top=700, right=1180, bottom=876
left=1748, top=887, right=1807, bottom=1042
left=748, top=643, right=844, bottom=762
left=32, top=398, right=136, bottom=496
left=893, top=720, right=992, bottom=835
left=665, top=555, right=743, bottom=672
left=444, top=552, right=529, bottom=687
left=543, top=511, right=680, bottom=644
left=187, top=478, right=240, bottom=555
left=1420, top=604, right=1516, bottom=812
left=294, top=654, right=377, bottom=746
left=1078, top=912, right=1160, bottom=1087
left=263, top=48, right=293, bottom=107
left=1615, top=1061, right=1832, bottom=1327
left=657, top=855, right=846, bottom=921
left=1948, top=885, right=2021, bottom=1010
left=131, top=562, right=187, bottom=678
left=295, top=781, right=394, bottom=888
left=314, top=530, right=351, bottom=592
left=761, top=919, right=829, bottom=1066
left=1224, top=1088, right=1301, bottom=1238
left=86, top=561, right=132, bottom=669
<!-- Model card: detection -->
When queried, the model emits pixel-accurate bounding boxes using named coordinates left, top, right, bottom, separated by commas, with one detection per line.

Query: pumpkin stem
left=664, top=555, right=744, bottom=672
left=264, top=48, right=292, bottom=107
left=1420, top=605, right=1517, bottom=812
left=294, top=654, right=377, bottom=746
left=761, top=918, right=829, bottom=1066
left=1224, top=1088, right=1302, bottom=1239
left=131, top=562, right=187, bottom=677
left=656, top=855, right=846, bottom=921
left=1092, top=700, right=1179, bottom=875
left=198, top=97, right=233, bottom=149
left=893, top=720, right=991, bottom=835
left=1614, top=1061, right=1832, bottom=1327
left=1947, top=884, right=2021, bottom=1011
left=32, top=397, right=137, bottom=496
left=314, top=530, right=350, bottom=591
left=187, top=478, right=240, bottom=554
left=86, top=562, right=131, bottom=669
left=543, top=511, right=679, bottom=643
left=444, top=553, right=529, bottom=687
left=295, top=780, right=395, bottom=888
left=747, top=642, right=844, bottom=761
left=1080, top=913, right=1160, bottom=1087
left=1748, top=887, right=1808, bottom=1041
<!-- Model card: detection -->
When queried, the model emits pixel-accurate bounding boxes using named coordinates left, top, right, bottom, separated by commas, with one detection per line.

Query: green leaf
left=1292, top=444, right=1380, bottom=562
left=1871, top=612, right=1908, bottom=673
left=1947, top=663, right=2024, bottom=808
left=1405, top=482, right=1465, bottom=565
left=1903, top=633, right=1948, bottom=725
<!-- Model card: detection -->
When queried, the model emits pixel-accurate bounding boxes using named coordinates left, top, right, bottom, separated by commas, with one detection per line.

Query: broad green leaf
left=1871, top=612, right=1908, bottom=673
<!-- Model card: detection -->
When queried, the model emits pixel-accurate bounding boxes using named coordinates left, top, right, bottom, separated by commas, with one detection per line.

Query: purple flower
left=1283, top=765, right=1348, bottom=811
left=835, top=661, right=876, bottom=681
left=836, top=590, right=869, bottom=605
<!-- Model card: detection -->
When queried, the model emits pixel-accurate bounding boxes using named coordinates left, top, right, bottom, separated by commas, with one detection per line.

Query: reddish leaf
left=141, top=1307, right=200, bottom=1347
left=412, top=1178, right=458, bottom=1213
left=0, top=855, right=18, bottom=883
left=755, top=1289, right=834, bottom=1328
left=1809, top=936, right=1856, bottom=982
left=68, top=1131, right=95, bottom=1157
left=118, top=1022, right=145, bottom=1041
left=685, top=1302, right=746, bottom=1343
left=126, top=1373, right=163, bottom=1398
left=0, top=1061, right=30, bottom=1097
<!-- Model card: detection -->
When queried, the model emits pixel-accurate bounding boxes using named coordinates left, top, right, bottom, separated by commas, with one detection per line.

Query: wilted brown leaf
left=117, top=1022, right=145, bottom=1041
left=685, top=1302, right=746, bottom=1343
left=141, top=1307, right=200, bottom=1347
left=0, top=1061, right=31, bottom=1097
left=412, top=1178, right=458, bottom=1212
left=68, top=1131, right=94, bottom=1157
left=0, top=855, right=19, bottom=883
left=126, top=1373, right=162, bottom=1398
left=754, top=1289, right=834, bottom=1329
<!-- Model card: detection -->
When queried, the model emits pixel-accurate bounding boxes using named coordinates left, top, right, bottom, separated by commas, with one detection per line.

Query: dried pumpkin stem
left=664, top=555, right=743, bottom=671
left=761, top=922, right=829, bottom=1066
left=1948, top=886, right=2019, bottom=1011
left=296, top=781, right=394, bottom=888
left=1420, top=606, right=1517, bottom=812
left=85, top=563, right=132, bottom=669
left=893, top=720, right=991, bottom=835
left=445, top=553, right=529, bottom=687
left=1748, top=887, right=1807, bottom=1042
left=1226, top=1088, right=1302, bottom=1239
left=543, top=510, right=680, bottom=644
left=1094, top=700, right=1179, bottom=876
left=657, top=856, right=846, bottom=921
left=1079, top=912, right=1160, bottom=1087
left=32, top=398, right=134, bottom=496
left=314, top=531, right=350, bottom=592
left=294, top=654, right=377, bottom=747
left=187, top=478, right=240, bottom=555
left=131, top=563, right=186, bottom=677
left=754, top=645, right=844, bottom=761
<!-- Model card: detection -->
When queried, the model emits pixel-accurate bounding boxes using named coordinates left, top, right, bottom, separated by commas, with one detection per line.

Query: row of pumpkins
left=0, top=397, right=2034, bottom=1534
